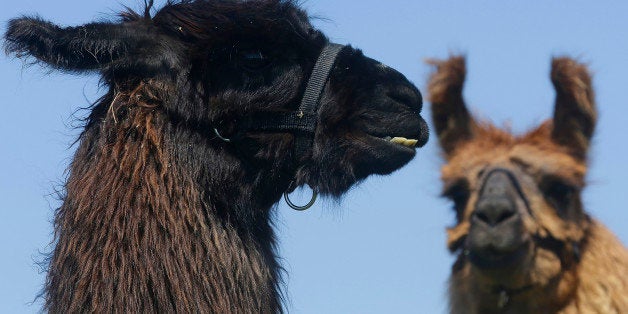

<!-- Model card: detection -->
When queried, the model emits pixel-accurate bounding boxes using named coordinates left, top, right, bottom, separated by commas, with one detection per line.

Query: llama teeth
left=389, top=137, right=418, bottom=148
left=390, top=137, right=406, bottom=144
left=404, top=139, right=418, bottom=147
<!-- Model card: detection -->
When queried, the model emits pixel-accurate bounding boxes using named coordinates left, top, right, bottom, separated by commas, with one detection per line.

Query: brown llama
left=4, top=1, right=429, bottom=312
left=427, top=56, right=628, bottom=313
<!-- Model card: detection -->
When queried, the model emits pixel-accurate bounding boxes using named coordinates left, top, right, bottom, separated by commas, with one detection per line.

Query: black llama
left=5, top=0, right=428, bottom=312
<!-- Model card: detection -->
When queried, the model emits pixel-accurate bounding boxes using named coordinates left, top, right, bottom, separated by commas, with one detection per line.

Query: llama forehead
left=509, top=145, right=587, bottom=184
left=441, top=127, right=586, bottom=186
left=441, top=140, right=514, bottom=183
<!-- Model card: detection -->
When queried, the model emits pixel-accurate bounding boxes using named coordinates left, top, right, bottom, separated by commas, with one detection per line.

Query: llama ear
left=5, top=17, right=175, bottom=74
left=5, top=17, right=132, bottom=72
left=550, top=57, right=596, bottom=160
left=427, top=55, right=476, bottom=158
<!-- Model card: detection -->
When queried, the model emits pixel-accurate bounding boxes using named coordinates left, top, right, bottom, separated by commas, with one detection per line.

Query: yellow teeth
left=389, top=137, right=418, bottom=148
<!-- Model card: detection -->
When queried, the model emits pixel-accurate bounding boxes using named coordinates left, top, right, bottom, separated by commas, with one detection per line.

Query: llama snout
left=466, top=169, right=529, bottom=269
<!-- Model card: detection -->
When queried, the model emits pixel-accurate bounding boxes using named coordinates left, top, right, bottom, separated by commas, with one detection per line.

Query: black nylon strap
left=293, top=43, right=344, bottom=158
left=239, top=112, right=317, bottom=133
left=298, top=43, right=344, bottom=114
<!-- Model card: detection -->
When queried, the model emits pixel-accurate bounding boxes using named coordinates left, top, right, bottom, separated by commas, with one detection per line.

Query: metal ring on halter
left=213, top=128, right=231, bottom=142
left=284, top=185, right=318, bottom=211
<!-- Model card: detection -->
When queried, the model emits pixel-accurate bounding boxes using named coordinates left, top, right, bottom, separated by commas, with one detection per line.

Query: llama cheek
left=521, top=214, right=542, bottom=237
left=447, top=221, right=470, bottom=252
left=530, top=247, right=563, bottom=286
left=533, top=209, right=565, bottom=238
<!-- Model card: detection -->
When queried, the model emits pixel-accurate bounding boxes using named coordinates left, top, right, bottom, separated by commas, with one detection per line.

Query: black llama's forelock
left=5, top=0, right=428, bottom=312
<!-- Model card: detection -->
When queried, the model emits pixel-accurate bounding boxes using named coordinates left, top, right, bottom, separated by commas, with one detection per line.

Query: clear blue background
left=1, top=1, right=627, bottom=313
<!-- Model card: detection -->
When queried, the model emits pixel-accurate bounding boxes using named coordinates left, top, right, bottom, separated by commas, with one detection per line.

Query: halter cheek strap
left=292, top=43, right=344, bottom=159
left=281, top=43, right=343, bottom=210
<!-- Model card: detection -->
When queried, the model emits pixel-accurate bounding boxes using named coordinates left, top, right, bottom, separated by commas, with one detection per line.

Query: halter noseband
left=214, top=43, right=345, bottom=210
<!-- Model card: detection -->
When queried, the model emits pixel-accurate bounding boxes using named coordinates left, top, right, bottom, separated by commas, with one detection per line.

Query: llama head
left=428, top=56, right=595, bottom=294
left=5, top=0, right=428, bottom=199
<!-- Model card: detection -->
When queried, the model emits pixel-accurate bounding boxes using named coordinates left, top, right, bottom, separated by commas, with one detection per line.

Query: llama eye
left=239, top=50, right=273, bottom=72
left=543, top=179, right=575, bottom=212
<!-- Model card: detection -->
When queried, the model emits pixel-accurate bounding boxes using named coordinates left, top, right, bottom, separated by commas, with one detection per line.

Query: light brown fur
left=428, top=56, right=628, bottom=313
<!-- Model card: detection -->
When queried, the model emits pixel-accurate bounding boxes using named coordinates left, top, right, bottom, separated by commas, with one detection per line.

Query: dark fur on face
left=428, top=56, right=628, bottom=313
left=5, top=0, right=428, bottom=312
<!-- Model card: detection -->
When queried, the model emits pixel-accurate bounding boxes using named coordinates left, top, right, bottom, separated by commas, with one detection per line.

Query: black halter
left=214, top=43, right=345, bottom=209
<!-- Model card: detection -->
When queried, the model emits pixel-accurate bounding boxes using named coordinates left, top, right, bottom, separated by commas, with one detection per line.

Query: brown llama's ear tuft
left=550, top=57, right=597, bottom=160
left=427, top=55, right=476, bottom=158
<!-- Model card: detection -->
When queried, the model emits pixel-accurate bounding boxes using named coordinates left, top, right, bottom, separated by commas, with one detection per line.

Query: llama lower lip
left=468, top=244, right=528, bottom=270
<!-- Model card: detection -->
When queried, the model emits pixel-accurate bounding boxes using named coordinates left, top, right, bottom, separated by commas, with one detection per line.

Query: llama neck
left=45, top=105, right=283, bottom=313
left=449, top=221, right=628, bottom=313
left=567, top=221, right=628, bottom=313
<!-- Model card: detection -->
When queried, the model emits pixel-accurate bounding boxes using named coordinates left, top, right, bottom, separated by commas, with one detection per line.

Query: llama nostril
left=496, top=210, right=515, bottom=224
left=473, top=197, right=517, bottom=227
left=474, top=212, right=490, bottom=224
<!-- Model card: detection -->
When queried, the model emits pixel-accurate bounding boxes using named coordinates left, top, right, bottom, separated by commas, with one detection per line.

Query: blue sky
left=1, top=1, right=627, bottom=313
